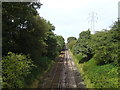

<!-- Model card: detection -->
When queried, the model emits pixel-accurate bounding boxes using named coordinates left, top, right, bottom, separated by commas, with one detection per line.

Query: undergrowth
left=70, top=50, right=119, bottom=88
left=24, top=56, right=54, bottom=88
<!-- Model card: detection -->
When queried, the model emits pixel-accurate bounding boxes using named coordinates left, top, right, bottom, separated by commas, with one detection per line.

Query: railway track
left=62, top=49, right=69, bottom=88
left=50, top=50, right=70, bottom=89
left=66, top=50, right=77, bottom=88
left=50, top=59, right=63, bottom=89
left=40, top=49, right=85, bottom=89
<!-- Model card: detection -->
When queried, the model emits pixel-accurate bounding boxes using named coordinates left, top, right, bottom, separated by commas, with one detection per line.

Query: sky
left=38, top=0, right=119, bottom=42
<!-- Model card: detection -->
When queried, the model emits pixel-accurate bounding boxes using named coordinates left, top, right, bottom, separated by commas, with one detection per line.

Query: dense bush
left=83, top=59, right=119, bottom=88
left=24, top=56, right=54, bottom=87
left=68, top=21, right=119, bottom=65
left=2, top=52, right=34, bottom=88
left=91, top=29, right=119, bottom=65
left=68, top=30, right=93, bottom=63
left=72, top=54, right=119, bottom=88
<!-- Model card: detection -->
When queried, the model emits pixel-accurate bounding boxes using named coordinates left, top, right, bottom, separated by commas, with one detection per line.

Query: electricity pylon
left=88, top=11, right=98, bottom=34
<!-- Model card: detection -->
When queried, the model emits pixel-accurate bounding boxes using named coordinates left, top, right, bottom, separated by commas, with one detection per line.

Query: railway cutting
left=39, top=49, right=86, bottom=89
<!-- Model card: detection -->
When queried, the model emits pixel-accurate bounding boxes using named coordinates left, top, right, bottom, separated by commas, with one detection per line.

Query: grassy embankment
left=69, top=50, right=119, bottom=88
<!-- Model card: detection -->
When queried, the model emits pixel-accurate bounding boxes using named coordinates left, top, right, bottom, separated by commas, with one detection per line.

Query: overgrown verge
left=2, top=52, right=55, bottom=88
left=70, top=50, right=94, bottom=88
left=70, top=50, right=119, bottom=88
left=24, top=56, right=55, bottom=88
left=2, top=52, right=34, bottom=88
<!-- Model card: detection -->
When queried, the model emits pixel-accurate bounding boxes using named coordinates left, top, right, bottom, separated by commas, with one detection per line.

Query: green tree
left=56, top=35, right=65, bottom=51
left=91, top=21, right=119, bottom=65
left=2, top=2, right=42, bottom=56
left=2, top=52, right=34, bottom=88
left=45, top=32, right=58, bottom=59
left=67, top=37, right=77, bottom=44
left=67, top=37, right=76, bottom=50
left=73, top=30, right=93, bottom=63
left=2, top=2, right=65, bottom=88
